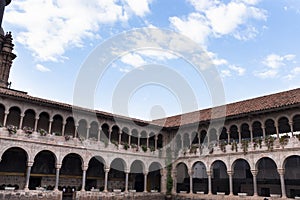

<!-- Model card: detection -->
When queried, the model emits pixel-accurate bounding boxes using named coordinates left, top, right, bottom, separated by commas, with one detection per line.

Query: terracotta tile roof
left=1, top=87, right=299, bottom=128
left=152, top=88, right=300, bottom=127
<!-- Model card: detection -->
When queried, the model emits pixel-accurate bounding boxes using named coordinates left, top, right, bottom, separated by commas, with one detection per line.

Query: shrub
left=141, top=145, right=147, bottom=152
left=39, top=129, right=47, bottom=136
left=7, top=125, right=17, bottom=135
left=23, top=126, right=33, bottom=135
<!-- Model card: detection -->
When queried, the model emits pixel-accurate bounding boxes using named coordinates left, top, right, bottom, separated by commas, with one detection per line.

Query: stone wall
left=0, top=175, right=25, bottom=189
left=0, top=190, right=62, bottom=200
left=76, top=191, right=165, bottom=200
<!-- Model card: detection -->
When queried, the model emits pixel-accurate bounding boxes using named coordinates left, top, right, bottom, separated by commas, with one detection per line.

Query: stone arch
left=292, top=114, right=300, bottom=132
left=240, top=123, right=251, bottom=140
left=278, top=116, right=291, bottom=134
left=256, top=157, right=280, bottom=197
left=121, top=127, right=129, bottom=144
left=109, top=158, right=126, bottom=192
left=6, top=106, right=21, bottom=127
left=86, top=156, right=105, bottom=191
left=111, top=125, right=119, bottom=143
left=22, top=109, right=35, bottom=129
left=176, top=162, right=189, bottom=193
left=229, top=125, right=239, bottom=142
left=231, top=158, right=253, bottom=195
left=219, top=127, right=227, bottom=141
left=0, top=147, right=28, bottom=190
left=265, top=119, right=276, bottom=137
left=37, top=112, right=50, bottom=133
left=65, top=116, right=75, bottom=137
left=52, top=114, right=63, bottom=135
left=78, top=119, right=88, bottom=139
left=282, top=155, right=300, bottom=198
left=148, top=162, right=162, bottom=192
left=30, top=150, right=57, bottom=190
left=183, top=133, right=190, bottom=148
left=89, top=121, right=99, bottom=140
left=210, top=160, right=229, bottom=195
left=140, top=130, right=147, bottom=147
left=130, top=160, right=145, bottom=192
left=252, top=121, right=263, bottom=138
left=192, top=161, right=208, bottom=194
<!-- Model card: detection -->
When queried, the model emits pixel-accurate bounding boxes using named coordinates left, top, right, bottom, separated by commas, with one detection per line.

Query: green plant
left=123, top=142, right=130, bottom=150
left=111, top=140, right=118, bottom=147
left=7, top=125, right=17, bottom=135
left=219, top=140, right=227, bottom=153
left=39, top=128, right=47, bottom=136
left=264, top=136, right=274, bottom=151
left=241, top=140, right=249, bottom=155
left=131, top=143, right=137, bottom=149
left=189, top=144, right=198, bottom=154
left=149, top=146, right=155, bottom=152
left=166, top=147, right=173, bottom=195
left=279, top=135, right=289, bottom=147
left=231, top=140, right=238, bottom=152
left=141, top=145, right=147, bottom=152
left=64, top=135, right=71, bottom=141
left=23, top=126, right=33, bottom=135
left=253, top=138, right=262, bottom=149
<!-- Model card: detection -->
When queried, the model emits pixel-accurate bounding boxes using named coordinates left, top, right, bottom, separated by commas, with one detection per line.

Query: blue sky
left=3, top=0, right=300, bottom=120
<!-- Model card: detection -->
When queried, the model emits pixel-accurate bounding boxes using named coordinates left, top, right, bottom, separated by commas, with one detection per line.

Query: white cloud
left=139, top=50, right=177, bottom=61
left=5, top=0, right=153, bottom=62
left=284, top=67, right=300, bottom=80
left=254, top=69, right=278, bottom=79
left=262, top=54, right=296, bottom=68
left=125, top=0, right=152, bottom=17
left=35, top=64, right=51, bottom=72
left=229, top=65, right=246, bottom=76
left=120, top=53, right=146, bottom=68
left=221, top=69, right=231, bottom=77
left=170, top=0, right=266, bottom=43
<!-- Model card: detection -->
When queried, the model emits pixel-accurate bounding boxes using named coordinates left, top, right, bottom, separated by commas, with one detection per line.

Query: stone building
left=0, top=11, right=300, bottom=200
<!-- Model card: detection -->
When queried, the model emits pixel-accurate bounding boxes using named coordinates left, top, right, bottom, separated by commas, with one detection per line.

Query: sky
left=3, top=0, right=300, bottom=120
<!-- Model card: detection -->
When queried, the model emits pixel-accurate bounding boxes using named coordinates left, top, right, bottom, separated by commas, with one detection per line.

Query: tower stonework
left=0, top=32, right=16, bottom=88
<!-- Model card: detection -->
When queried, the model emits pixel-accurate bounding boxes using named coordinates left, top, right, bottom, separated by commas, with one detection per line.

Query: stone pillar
left=249, top=125, right=253, bottom=143
left=74, top=124, right=78, bottom=138
left=61, top=121, right=66, bottom=136
left=155, top=135, right=158, bottom=150
left=24, top=162, right=33, bottom=190
left=238, top=126, right=241, bottom=144
left=118, top=131, right=122, bottom=145
left=262, top=125, right=266, bottom=139
left=275, top=121, right=279, bottom=139
left=48, top=120, right=53, bottom=134
left=144, top=171, right=148, bottom=192
left=138, top=133, right=140, bottom=147
left=54, top=164, right=61, bottom=191
left=128, top=134, right=131, bottom=145
left=81, top=166, right=88, bottom=191
left=189, top=169, right=193, bottom=193
left=278, top=168, right=286, bottom=198
left=125, top=170, right=129, bottom=193
left=19, top=113, right=24, bottom=130
left=86, top=125, right=90, bottom=139
left=108, top=127, right=112, bottom=144
left=97, top=128, right=101, bottom=141
left=3, top=110, right=8, bottom=126
left=251, top=170, right=258, bottom=196
left=289, top=121, right=294, bottom=136
left=172, top=170, right=177, bottom=194
left=228, top=171, right=233, bottom=195
left=146, top=135, right=149, bottom=148
left=34, top=117, right=39, bottom=132
left=104, top=167, right=109, bottom=192
left=160, top=168, right=166, bottom=193
left=207, top=170, right=212, bottom=195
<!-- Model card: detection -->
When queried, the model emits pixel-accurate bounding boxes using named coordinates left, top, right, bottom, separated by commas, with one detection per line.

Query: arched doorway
left=256, top=157, right=280, bottom=197
left=192, top=161, right=207, bottom=193
left=86, top=156, right=105, bottom=191
left=0, top=147, right=28, bottom=190
left=176, top=163, right=189, bottom=193
left=283, top=155, right=300, bottom=198
left=232, top=159, right=253, bottom=195
left=211, top=160, right=229, bottom=194
left=109, top=158, right=126, bottom=192
left=129, top=160, right=144, bottom=192
left=30, top=150, right=56, bottom=190
left=148, top=162, right=161, bottom=192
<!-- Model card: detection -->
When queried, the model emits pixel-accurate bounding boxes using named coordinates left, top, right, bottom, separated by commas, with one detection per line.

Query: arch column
left=81, top=165, right=88, bottom=191
left=138, top=133, right=141, bottom=147
left=3, top=110, right=8, bottom=126
left=86, top=125, right=90, bottom=139
left=278, top=168, right=286, bottom=198
left=104, top=167, right=110, bottom=192
left=54, top=164, right=61, bottom=191
left=237, top=126, right=241, bottom=143
left=144, top=171, right=148, bottom=192
left=48, top=120, right=53, bottom=134
left=61, top=121, right=66, bottom=136
left=189, top=169, right=193, bottom=194
left=146, top=134, right=149, bottom=148
left=128, top=134, right=131, bottom=146
left=249, top=124, right=253, bottom=143
left=18, top=113, right=24, bottom=130
left=251, top=170, right=258, bottom=196
left=97, top=128, right=101, bottom=141
left=207, top=170, right=212, bottom=195
left=155, top=135, right=158, bottom=150
left=108, top=127, right=112, bottom=144
left=228, top=170, right=233, bottom=195
left=74, top=124, right=78, bottom=138
left=262, top=125, right=266, bottom=139
left=125, top=169, right=129, bottom=193
left=118, top=131, right=122, bottom=145
left=24, top=161, right=33, bottom=190
left=289, top=121, right=294, bottom=136
left=172, top=169, right=177, bottom=194
left=160, top=168, right=166, bottom=193
left=275, top=121, right=279, bottom=139
left=34, top=117, right=39, bottom=132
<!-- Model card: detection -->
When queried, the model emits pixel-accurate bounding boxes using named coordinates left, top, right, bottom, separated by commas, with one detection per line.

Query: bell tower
left=0, top=0, right=16, bottom=88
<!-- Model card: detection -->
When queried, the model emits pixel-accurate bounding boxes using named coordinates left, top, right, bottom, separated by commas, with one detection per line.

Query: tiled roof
left=152, top=88, right=300, bottom=127
left=1, top=87, right=299, bottom=128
